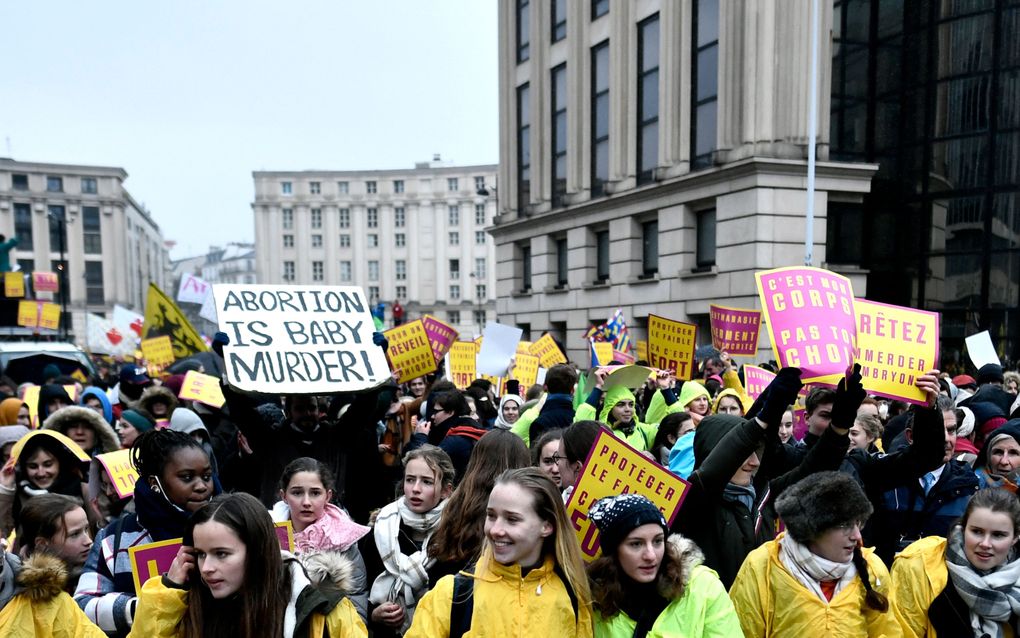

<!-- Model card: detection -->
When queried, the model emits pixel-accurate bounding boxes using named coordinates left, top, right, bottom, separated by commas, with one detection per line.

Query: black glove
left=373, top=331, right=389, bottom=351
left=830, top=363, right=866, bottom=429
left=756, top=367, right=803, bottom=426
left=212, top=331, right=229, bottom=358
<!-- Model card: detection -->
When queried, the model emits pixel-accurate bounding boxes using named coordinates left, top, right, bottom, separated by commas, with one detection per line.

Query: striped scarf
left=945, top=525, right=1020, bottom=638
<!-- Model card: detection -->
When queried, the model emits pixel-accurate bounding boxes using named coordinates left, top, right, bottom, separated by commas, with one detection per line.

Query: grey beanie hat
left=775, top=471, right=873, bottom=543
left=169, top=408, right=209, bottom=438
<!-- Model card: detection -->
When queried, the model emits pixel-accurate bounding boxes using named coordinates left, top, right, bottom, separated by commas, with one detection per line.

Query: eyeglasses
left=835, top=520, right=867, bottom=535
left=542, top=454, right=566, bottom=465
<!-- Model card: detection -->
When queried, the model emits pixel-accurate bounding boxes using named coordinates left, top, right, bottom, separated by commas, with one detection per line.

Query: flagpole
left=805, top=0, right=820, bottom=267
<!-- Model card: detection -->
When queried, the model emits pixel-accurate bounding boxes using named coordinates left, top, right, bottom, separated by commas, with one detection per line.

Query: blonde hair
left=402, top=444, right=456, bottom=490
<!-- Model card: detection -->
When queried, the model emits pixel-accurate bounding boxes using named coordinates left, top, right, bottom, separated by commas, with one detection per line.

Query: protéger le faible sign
left=213, top=284, right=390, bottom=394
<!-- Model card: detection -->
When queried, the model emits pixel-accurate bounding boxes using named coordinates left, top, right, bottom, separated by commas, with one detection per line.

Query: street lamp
left=46, top=208, right=69, bottom=340
left=469, top=271, right=482, bottom=335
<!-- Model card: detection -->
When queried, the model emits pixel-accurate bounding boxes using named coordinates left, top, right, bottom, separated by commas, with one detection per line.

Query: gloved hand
left=212, top=332, right=230, bottom=358
left=830, top=363, right=866, bottom=430
left=756, top=367, right=803, bottom=426
left=373, top=331, right=389, bottom=352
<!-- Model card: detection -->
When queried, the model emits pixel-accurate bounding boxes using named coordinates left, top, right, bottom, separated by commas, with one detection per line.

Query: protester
left=407, top=389, right=488, bottom=483
left=0, top=431, right=89, bottom=538
left=38, top=384, right=74, bottom=422
left=365, top=445, right=454, bottom=636
left=575, top=369, right=662, bottom=452
left=890, top=488, right=1020, bottom=637
left=778, top=408, right=795, bottom=445
left=712, top=389, right=749, bottom=416
left=532, top=428, right=564, bottom=488
left=0, top=423, right=30, bottom=466
left=41, top=406, right=120, bottom=458
left=109, top=366, right=152, bottom=417
left=652, top=413, right=689, bottom=465
left=270, top=457, right=370, bottom=622
left=973, top=421, right=1020, bottom=491
left=129, top=492, right=366, bottom=637
left=0, top=397, right=29, bottom=427
left=494, top=393, right=523, bottom=430
left=407, top=468, right=593, bottom=637
left=137, top=385, right=178, bottom=421
left=678, top=382, right=711, bottom=427
left=556, top=421, right=605, bottom=501
left=512, top=363, right=578, bottom=445
left=115, top=409, right=155, bottom=450
left=15, top=493, right=93, bottom=593
left=848, top=414, right=883, bottom=453
left=80, top=388, right=114, bottom=426
left=587, top=493, right=740, bottom=636
left=730, top=472, right=893, bottom=636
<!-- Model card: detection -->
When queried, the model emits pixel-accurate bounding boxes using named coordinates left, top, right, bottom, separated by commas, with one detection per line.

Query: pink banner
left=742, top=365, right=776, bottom=401
left=709, top=305, right=762, bottom=356
left=422, top=315, right=458, bottom=364
left=755, top=267, right=857, bottom=383
left=32, top=271, right=59, bottom=293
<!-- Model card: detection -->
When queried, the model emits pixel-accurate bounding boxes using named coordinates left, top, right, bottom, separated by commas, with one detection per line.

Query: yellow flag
left=142, top=283, right=207, bottom=359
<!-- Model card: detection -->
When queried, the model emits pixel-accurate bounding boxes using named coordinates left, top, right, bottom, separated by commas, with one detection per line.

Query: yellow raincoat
left=888, top=536, right=948, bottom=638
left=728, top=535, right=898, bottom=637
left=0, top=553, right=106, bottom=638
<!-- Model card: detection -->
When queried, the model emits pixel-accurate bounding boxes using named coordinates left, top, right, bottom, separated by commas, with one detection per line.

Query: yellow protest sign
left=71, top=368, right=88, bottom=383
left=96, top=449, right=138, bottom=500
left=449, top=341, right=478, bottom=389
left=565, top=431, right=689, bottom=561
left=854, top=299, right=940, bottom=405
left=529, top=333, right=567, bottom=368
left=178, top=370, right=226, bottom=408
left=143, top=283, right=208, bottom=359
left=384, top=319, right=437, bottom=384
left=17, top=300, right=38, bottom=328
left=516, top=340, right=532, bottom=355
left=141, top=335, right=175, bottom=370
left=23, top=385, right=40, bottom=428
left=39, top=303, right=61, bottom=330
left=513, top=353, right=540, bottom=389
left=647, top=314, right=697, bottom=380
left=591, top=342, right=614, bottom=366
left=636, top=340, right=648, bottom=362
left=4, top=272, right=24, bottom=298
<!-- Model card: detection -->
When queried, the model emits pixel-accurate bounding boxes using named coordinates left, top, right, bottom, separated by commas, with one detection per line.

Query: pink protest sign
left=755, top=267, right=857, bottom=383
left=422, top=315, right=459, bottom=364
left=32, top=271, right=59, bottom=292
left=742, top=365, right=776, bottom=401
left=709, top=305, right=762, bottom=356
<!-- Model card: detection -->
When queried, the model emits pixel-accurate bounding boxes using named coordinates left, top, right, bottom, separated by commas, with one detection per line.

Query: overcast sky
left=0, top=1, right=498, bottom=260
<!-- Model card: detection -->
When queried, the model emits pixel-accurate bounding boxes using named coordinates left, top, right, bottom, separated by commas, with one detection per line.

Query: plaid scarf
left=945, top=525, right=1020, bottom=638
left=778, top=534, right=856, bottom=603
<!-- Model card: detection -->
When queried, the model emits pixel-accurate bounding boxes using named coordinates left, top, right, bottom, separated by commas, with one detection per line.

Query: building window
left=642, top=220, right=659, bottom=276
left=396, top=259, right=407, bottom=280
left=85, top=261, right=104, bottom=305
left=521, top=243, right=532, bottom=292
left=366, top=181, right=377, bottom=194
left=556, top=237, right=569, bottom=287
left=476, top=284, right=487, bottom=300
left=83, top=206, right=102, bottom=254
left=396, top=285, right=407, bottom=300
left=592, top=0, right=609, bottom=19
left=11, top=174, right=28, bottom=191
left=340, top=234, right=351, bottom=247
left=340, top=261, right=352, bottom=282
left=13, top=203, right=32, bottom=245
left=638, top=14, right=660, bottom=183
left=46, top=176, right=63, bottom=192
left=517, top=83, right=531, bottom=209
left=473, top=310, right=486, bottom=326
left=281, top=181, right=292, bottom=195
left=369, top=286, right=380, bottom=303
left=312, top=234, right=323, bottom=248
left=48, top=205, right=66, bottom=250
left=448, top=177, right=459, bottom=192
left=692, top=0, right=719, bottom=169
left=475, top=230, right=486, bottom=244
left=393, top=180, right=404, bottom=193
left=695, top=209, right=716, bottom=268
left=474, top=176, right=485, bottom=192
left=311, top=208, right=322, bottom=228
left=309, top=181, right=321, bottom=194
left=516, top=0, right=530, bottom=62
left=596, top=229, right=610, bottom=282
left=282, top=208, right=293, bottom=229
left=474, top=257, right=487, bottom=278
left=395, top=233, right=406, bottom=247
left=312, top=261, right=324, bottom=282
left=368, top=234, right=379, bottom=247
left=81, top=177, right=97, bottom=194
left=339, top=208, right=350, bottom=228
left=449, top=231, right=460, bottom=245
left=592, top=40, right=610, bottom=196
left=283, top=261, right=295, bottom=281
left=367, top=208, right=378, bottom=228
left=551, top=64, right=568, bottom=206
left=283, top=234, right=294, bottom=248
left=394, top=207, right=405, bottom=227
left=449, top=259, right=460, bottom=279
left=552, top=0, right=566, bottom=42
left=449, top=310, right=461, bottom=325
left=448, top=204, right=460, bottom=225
left=368, top=260, right=379, bottom=281
left=450, top=284, right=461, bottom=300
left=338, top=181, right=349, bottom=194
left=474, top=203, right=486, bottom=225
left=825, top=202, right=863, bottom=265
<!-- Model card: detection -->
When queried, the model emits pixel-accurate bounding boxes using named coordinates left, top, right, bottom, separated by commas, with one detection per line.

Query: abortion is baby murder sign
left=214, top=285, right=391, bottom=394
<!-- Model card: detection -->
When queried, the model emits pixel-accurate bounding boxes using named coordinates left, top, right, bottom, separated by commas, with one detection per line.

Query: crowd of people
left=0, top=332, right=1017, bottom=637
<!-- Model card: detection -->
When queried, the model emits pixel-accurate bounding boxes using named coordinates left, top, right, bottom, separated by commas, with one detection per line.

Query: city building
left=252, top=158, right=497, bottom=334
left=170, top=242, right=256, bottom=335
left=0, top=158, right=168, bottom=340
left=493, top=0, right=1018, bottom=366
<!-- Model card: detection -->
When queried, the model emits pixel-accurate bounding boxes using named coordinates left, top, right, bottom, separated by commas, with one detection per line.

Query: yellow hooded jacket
left=0, top=553, right=107, bottom=638
left=728, top=534, right=898, bottom=638
left=888, top=536, right=948, bottom=638
left=575, top=386, right=657, bottom=452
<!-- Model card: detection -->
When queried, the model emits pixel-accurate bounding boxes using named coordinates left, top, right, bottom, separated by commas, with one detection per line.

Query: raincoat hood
left=138, top=385, right=179, bottom=418
left=598, top=386, right=637, bottom=424
left=678, top=382, right=710, bottom=411
left=80, top=387, right=113, bottom=425
left=41, top=406, right=120, bottom=455
left=712, top=388, right=752, bottom=414
left=0, top=397, right=24, bottom=426
left=692, top=414, right=745, bottom=471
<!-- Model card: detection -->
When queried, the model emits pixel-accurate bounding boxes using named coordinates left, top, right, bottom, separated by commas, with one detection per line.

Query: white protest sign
left=213, top=284, right=390, bottom=394
left=177, top=273, right=212, bottom=305
left=476, top=322, right=523, bottom=376
left=199, top=290, right=218, bottom=324
left=965, top=330, right=1001, bottom=369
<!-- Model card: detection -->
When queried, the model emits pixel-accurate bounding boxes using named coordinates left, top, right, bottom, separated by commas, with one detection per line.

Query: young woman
left=408, top=467, right=593, bottom=637
left=532, top=428, right=564, bottom=488
left=271, top=457, right=370, bottom=622
left=651, top=413, right=690, bottom=466
left=712, top=389, right=747, bottom=417
left=729, top=472, right=894, bottom=637
left=365, top=445, right=456, bottom=636
left=0, top=397, right=28, bottom=426
left=678, top=383, right=711, bottom=427
left=74, top=429, right=219, bottom=636
left=41, top=406, right=121, bottom=459
left=129, top=492, right=366, bottom=637
left=848, top=414, right=883, bottom=453
left=116, top=410, right=156, bottom=450
left=778, top=408, right=796, bottom=445
left=494, top=394, right=523, bottom=430
left=587, top=494, right=740, bottom=636
left=890, top=487, right=1020, bottom=637
left=15, top=493, right=93, bottom=593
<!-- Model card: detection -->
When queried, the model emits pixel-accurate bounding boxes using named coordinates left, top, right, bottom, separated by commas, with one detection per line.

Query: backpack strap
left=449, top=569, right=476, bottom=638
left=551, top=564, right=579, bottom=620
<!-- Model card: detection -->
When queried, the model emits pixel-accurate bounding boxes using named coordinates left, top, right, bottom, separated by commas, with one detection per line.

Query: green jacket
left=574, top=386, right=658, bottom=451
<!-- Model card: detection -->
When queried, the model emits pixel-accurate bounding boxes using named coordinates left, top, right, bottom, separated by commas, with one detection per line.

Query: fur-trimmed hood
left=667, top=533, right=705, bottom=588
left=41, top=406, right=120, bottom=454
left=297, top=549, right=359, bottom=595
left=16, top=553, right=68, bottom=601
left=138, top=385, right=179, bottom=418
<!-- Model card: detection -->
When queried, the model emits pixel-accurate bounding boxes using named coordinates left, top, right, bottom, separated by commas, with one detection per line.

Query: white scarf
left=778, top=534, right=856, bottom=603
left=945, top=525, right=1020, bottom=638
left=368, top=496, right=446, bottom=633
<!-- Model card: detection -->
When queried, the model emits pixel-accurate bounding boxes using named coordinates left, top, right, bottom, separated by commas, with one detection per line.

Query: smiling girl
left=408, top=467, right=593, bottom=637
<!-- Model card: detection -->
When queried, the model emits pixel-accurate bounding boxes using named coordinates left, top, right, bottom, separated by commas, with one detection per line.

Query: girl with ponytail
left=729, top=471, right=894, bottom=637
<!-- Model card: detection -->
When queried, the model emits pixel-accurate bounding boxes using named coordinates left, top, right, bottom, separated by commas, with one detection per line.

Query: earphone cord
left=152, top=476, right=186, bottom=514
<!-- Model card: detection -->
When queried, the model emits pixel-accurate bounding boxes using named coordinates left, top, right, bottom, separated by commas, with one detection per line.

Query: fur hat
left=775, top=471, right=873, bottom=543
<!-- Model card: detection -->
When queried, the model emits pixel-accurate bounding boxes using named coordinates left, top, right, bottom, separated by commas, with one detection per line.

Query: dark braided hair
left=131, top=429, right=207, bottom=480
left=851, top=546, right=889, bottom=611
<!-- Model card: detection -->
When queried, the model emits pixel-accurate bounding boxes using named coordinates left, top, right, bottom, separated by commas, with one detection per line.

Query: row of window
left=280, top=175, right=489, bottom=196
left=280, top=204, right=489, bottom=230
left=9, top=174, right=98, bottom=194
left=279, top=259, right=489, bottom=299
left=517, top=0, right=610, bottom=64
left=11, top=203, right=102, bottom=254
left=281, top=229, right=487, bottom=249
